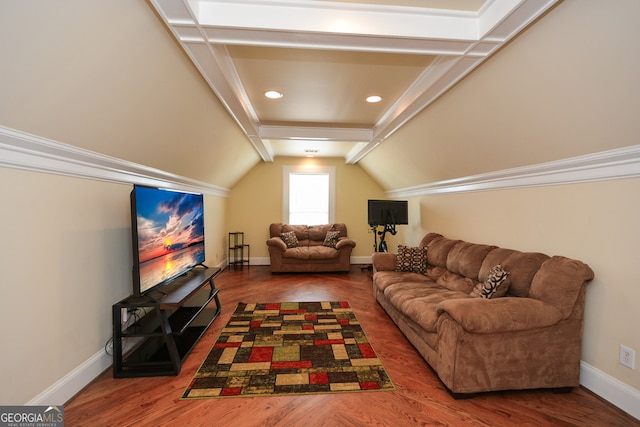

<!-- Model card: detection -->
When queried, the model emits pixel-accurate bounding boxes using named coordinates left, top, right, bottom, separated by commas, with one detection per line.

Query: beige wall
left=0, top=167, right=228, bottom=404
left=360, top=0, right=640, bottom=190
left=0, top=169, right=130, bottom=405
left=0, top=0, right=237, bottom=404
left=0, top=0, right=258, bottom=189
left=358, top=0, right=640, bottom=394
left=226, top=157, right=386, bottom=259
left=408, top=178, right=640, bottom=390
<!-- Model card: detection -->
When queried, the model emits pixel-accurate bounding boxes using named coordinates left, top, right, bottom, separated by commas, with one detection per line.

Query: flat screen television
left=130, top=185, right=205, bottom=298
left=368, top=199, right=408, bottom=226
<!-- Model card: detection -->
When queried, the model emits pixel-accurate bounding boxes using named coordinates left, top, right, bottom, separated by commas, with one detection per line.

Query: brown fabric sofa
left=267, top=223, right=356, bottom=273
left=372, top=232, right=594, bottom=396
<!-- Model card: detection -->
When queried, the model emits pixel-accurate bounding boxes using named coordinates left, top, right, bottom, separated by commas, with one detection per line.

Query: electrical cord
left=104, top=306, right=151, bottom=356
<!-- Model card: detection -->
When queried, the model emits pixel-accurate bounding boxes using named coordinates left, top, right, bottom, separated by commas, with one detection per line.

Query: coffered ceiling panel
left=230, top=46, right=435, bottom=127
left=149, top=0, right=559, bottom=163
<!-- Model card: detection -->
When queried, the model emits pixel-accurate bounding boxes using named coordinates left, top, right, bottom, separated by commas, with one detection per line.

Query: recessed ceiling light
left=265, top=90, right=283, bottom=99
left=366, top=95, right=382, bottom=103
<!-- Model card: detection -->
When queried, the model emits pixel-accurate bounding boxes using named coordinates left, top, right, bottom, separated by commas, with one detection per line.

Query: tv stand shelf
left=112, top=266, right=221, bottom=377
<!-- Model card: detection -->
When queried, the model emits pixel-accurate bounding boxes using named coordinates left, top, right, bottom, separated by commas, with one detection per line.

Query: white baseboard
left=580, top=361, right=640, bottom=420
left=27, top=336, right=146, bottom=406
left=351, top=256, right=373, bottom=265
left=27, top=349, right=112, bottom=406
left=237, top=257, right=372, bottom=267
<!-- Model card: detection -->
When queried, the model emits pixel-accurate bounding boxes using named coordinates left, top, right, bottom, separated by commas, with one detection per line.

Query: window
left=283, top=166, right=336, bottom=224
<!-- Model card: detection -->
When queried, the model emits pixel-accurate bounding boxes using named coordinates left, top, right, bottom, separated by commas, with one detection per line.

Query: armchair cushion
left=280, top=231, right=299, bottom=248
left=323, top=230, right=341, bottom=248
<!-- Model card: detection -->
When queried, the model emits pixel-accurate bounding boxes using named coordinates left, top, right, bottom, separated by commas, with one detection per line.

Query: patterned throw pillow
left=280, top=231, right=299, bottom=248
left=323, top=231, right=341, bottom=248
left=395, top=245, right=428, bottom=274
left=472, top=264, right=510, bottom=299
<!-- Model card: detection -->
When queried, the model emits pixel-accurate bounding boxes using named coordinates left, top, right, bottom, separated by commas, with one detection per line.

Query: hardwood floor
left=65, top=266, right=639, bottom=426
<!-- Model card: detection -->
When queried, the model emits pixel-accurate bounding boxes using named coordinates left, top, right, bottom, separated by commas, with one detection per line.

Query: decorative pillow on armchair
left=395, top=245, right=428, bottom=274
left=470, top=264, right=510, bottom=299
left=280, top=231, right=299, bottom=248
left=323, top=230, right=341, bottom=248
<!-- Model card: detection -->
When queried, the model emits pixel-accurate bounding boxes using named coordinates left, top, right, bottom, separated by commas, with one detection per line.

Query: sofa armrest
left=335, top=237, right=356, bottom=250
left=436, top=297, right=564, bottom=334
left=266, top=237, right=287, bottom=251
left=371, top=253, right=397, bottom=271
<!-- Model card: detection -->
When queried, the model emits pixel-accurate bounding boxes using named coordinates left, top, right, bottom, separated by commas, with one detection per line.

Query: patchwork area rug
left=182, top=301, right=395, bottom=398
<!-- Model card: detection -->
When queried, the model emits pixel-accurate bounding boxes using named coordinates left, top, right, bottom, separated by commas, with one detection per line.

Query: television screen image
left=131, top=185, right=205, bottom=297
left=368, top=199, right=408, bottom=226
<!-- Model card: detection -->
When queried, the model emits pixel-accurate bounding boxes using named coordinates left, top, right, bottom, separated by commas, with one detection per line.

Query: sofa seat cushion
left=282, top=246, right=339, bottom=260
left=436, top=270, right=478, bottom=293
left=384, top=282, right=470, bottom=332
left=374, top=271, right=433, bottom=293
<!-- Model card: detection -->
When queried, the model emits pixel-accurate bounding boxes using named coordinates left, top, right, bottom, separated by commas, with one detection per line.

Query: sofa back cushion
left=419, top=232, right=442, bottom=247
left=479, top=249, right=550, bottom=297
left=308, top=224, right=330, bottom=243
left=446, top=241, right=497, bottom=279
left=270, top=223, right=347, bottom=247
left=529, top=256, right=594, bottom=318
left=308, top=224, right=347, bottom=246
left=270, top=224, right=309, bottom=243
left=426, top=236, right=460, bottom=268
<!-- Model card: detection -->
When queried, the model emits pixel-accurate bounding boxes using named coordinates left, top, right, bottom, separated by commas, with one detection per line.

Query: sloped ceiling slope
left=360, top=0, right=640, bottom=190
left=148, top=0, right=560, bottom=163
left=0, top=1, right=259, bottom=189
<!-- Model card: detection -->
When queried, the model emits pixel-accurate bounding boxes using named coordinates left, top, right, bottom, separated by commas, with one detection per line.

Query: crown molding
left=0, top=126, right=229, bottom=197
left=387, top=145, right=640, bottom=199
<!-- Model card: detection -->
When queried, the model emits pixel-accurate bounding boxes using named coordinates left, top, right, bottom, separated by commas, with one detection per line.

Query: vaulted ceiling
left=149, top=0, right=559, bottom=163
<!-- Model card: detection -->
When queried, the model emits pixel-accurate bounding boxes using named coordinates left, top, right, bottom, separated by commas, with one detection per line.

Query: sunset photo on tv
left=132, top=186, right=205, bottom=293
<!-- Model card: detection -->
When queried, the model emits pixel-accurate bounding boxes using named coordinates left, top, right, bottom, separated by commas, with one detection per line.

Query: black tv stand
left=112, top=266, right=221, bottom=377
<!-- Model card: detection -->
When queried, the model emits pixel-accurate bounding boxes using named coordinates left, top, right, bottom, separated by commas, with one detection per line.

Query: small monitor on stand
left=367, top=200, right=408, bottom=252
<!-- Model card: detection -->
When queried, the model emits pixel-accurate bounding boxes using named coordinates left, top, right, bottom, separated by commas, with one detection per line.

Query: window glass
left=289, top=173, right=329, bottom=224
left=283, top=166, right=336, bottom=224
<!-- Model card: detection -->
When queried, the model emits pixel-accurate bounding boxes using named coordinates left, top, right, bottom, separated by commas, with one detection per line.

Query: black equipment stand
left=371, top=223, right=397, bottom=253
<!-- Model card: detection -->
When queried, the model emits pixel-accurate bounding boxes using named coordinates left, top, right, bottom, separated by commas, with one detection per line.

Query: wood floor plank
left=65, top=266, right=639, bottom=426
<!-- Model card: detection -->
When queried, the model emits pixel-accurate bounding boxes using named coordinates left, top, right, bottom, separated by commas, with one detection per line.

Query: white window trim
left=283, top=165, right=336, bottom=224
